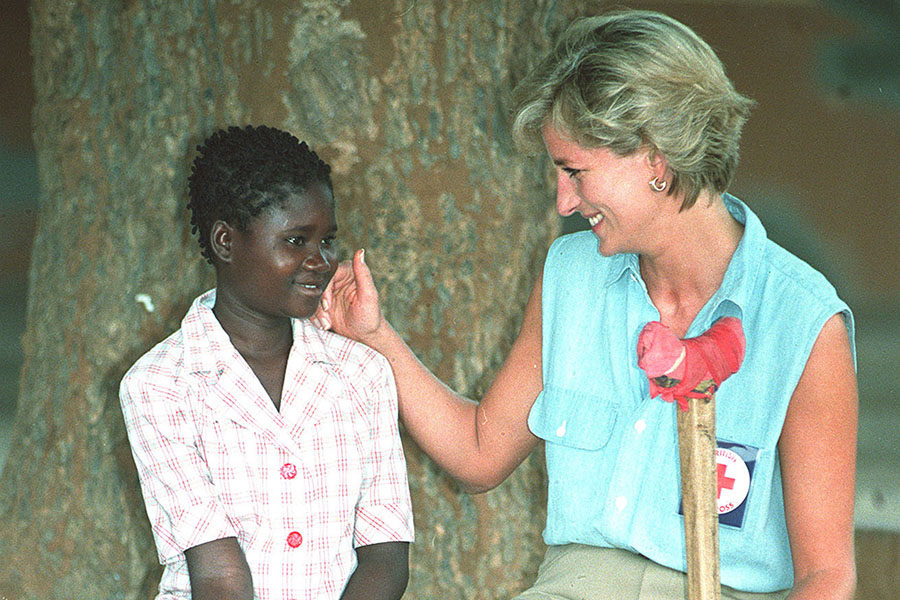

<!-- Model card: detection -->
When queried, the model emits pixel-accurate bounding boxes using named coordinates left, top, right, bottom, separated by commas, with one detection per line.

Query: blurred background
left=0, top=0, right=897, bottom=595
left=0, top=0, right=37, bottom=476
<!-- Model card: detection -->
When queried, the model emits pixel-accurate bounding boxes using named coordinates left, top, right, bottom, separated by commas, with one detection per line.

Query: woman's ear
left=646, top=148, right=669, bottom=182
left=210, top=220, right=235, bottom=263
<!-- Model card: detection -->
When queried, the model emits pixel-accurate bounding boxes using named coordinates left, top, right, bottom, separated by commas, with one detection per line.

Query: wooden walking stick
left=637, top=318, right=745, bottom=600
left=677, top=386, right=720, bottom=600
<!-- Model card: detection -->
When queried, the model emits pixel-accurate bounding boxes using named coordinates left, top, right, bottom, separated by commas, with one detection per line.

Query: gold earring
left=649, top=177, right=667, bottom=192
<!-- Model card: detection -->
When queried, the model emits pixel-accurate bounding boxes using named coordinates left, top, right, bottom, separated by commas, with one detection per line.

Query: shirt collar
left=290, top=316, right=339, bottom=366
left=603, top=252, right=640, bottom=288
left=704, top=193, right=765, bottom=326
left=181, top=289, right=231, bottom=379
left=180, top=289, right=335, bottom=379
left=601, top=194, right=766, bottom=327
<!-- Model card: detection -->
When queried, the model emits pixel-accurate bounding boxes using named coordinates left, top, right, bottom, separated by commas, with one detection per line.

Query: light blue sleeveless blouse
left=528, top=195, right=854, bottom=592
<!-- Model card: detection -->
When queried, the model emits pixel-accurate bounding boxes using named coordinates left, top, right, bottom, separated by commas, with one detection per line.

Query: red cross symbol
left=717, top=463, right=736, bottom=499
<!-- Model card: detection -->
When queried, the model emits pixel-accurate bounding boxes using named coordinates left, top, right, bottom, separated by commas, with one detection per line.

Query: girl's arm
left=340, top=541, right=410, bottom=600
left=185, top=537, right=254, bottom=600
left=779, top=313, right=858, bottom=599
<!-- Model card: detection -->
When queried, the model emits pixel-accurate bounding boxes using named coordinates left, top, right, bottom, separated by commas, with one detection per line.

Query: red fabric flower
left=637, top=317, right=745, bottom=411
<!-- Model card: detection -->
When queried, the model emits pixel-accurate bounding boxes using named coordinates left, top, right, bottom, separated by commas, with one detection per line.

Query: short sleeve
left=119, top=367, right=236, bottom=564
left=352, top=355, right=414, bottom=547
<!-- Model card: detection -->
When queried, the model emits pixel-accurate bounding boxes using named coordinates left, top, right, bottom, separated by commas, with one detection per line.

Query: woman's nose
left=555, top=174, right=580, bottom=217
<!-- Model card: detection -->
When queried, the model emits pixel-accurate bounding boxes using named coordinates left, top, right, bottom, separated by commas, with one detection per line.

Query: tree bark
left=0, top=2, right=571, bottom=598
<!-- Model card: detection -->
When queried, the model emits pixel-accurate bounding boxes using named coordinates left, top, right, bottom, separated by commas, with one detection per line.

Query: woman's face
left=541, top=123, right=675, bottom=257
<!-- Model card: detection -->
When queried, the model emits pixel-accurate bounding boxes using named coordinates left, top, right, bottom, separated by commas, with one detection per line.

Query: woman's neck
left=639, top=194, right=743, bottom=336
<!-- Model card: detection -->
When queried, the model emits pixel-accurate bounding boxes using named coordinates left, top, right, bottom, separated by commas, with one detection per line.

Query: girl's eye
left=288, top=235, right=336, bottom=250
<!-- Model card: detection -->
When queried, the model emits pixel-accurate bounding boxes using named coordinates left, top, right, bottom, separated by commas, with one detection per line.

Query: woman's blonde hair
left=512, top=10, right=755, bottom=209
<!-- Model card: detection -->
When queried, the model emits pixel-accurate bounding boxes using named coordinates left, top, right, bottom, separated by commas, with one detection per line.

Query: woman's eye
left=321, top=237, right=336, bottom=249
left=287, top=236, right=306, bottom=246
left=563, top=167, right=581, bottom=180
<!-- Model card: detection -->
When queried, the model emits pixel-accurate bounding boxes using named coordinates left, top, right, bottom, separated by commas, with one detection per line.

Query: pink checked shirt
left=119, top=290, right=414, bottom=599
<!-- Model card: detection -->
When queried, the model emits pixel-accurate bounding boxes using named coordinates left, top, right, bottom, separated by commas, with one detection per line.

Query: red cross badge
left=715, top=447, right=751, bottom=515
left=679, top=439, right=758, bottom=528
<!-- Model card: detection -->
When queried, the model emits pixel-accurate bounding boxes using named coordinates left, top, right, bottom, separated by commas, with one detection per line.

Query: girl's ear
left=210, top=220, right=235, bottom=263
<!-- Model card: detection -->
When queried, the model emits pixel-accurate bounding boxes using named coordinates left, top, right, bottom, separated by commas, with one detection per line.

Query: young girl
left=120, top=125, right=413, bottom=600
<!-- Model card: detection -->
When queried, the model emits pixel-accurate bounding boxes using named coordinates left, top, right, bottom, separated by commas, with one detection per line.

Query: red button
left=287, top=531, right=303, bottom=548
left=280, top=463, right=297, bottom=479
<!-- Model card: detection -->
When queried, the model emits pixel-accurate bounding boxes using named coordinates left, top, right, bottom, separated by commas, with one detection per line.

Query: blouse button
left=287, top=531, right=303, bottom=548
left=280, top=463, right=297, bottom=479
left=634, top=419, right=647, bottom=434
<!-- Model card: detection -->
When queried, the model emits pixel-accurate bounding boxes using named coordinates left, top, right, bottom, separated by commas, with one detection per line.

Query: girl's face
left=541, top=123, right=675, bottom=257
left=225, top=181, right=339, bottom=321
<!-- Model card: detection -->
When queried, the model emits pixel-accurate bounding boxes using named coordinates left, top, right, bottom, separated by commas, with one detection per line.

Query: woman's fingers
left=351, top=249, right=378, bottom=306
left=310, top=313, right=331, bottom=331
left=313, top=259, right=352, bottom=330
left=312, top=249, right=383, bottom=338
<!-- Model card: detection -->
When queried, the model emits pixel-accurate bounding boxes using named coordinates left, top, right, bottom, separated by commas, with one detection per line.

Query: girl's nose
left=302, top=248, right=331, bottom=271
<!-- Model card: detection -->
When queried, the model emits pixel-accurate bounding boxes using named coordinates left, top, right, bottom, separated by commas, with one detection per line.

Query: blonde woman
left=316, top=10, right=857, bottom=600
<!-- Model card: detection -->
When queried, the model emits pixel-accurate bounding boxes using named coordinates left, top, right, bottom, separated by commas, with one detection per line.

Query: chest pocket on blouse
left=528, top=385, right=619, bottom=450
left=202, top=417, right=265, bottom=521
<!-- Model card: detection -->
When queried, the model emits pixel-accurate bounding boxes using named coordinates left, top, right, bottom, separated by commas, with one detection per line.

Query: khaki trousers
left=512, top=545, right=790, bottom=600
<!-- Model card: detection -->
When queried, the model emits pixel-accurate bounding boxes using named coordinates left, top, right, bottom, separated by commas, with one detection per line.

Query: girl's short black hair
left=187, top=125, right=333, bottom=263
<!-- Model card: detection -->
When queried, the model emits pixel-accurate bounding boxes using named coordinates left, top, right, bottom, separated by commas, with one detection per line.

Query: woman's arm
left=340, top=541, right=410, bottom=600
left=185, top=537, right=254, bottom=600
left=316, top=249, right=543, bottom=493
left=779, top=313, right=858, bottom=599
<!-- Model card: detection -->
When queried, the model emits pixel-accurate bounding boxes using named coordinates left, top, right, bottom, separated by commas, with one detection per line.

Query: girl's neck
left=212, top=290, right=293, bottom=360
left=212, top=289, right=293, bottom=410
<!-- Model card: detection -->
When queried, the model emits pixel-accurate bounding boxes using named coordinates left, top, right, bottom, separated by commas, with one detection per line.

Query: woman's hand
left=313, top=249, right=383, bottom=343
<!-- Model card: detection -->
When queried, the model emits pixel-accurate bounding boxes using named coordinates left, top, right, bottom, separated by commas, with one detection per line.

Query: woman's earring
left=649, top=177, right=667, bottom=192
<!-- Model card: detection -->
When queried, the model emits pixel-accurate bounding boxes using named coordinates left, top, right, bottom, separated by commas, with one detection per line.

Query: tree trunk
left=0, top=2, right=570, bottom=598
